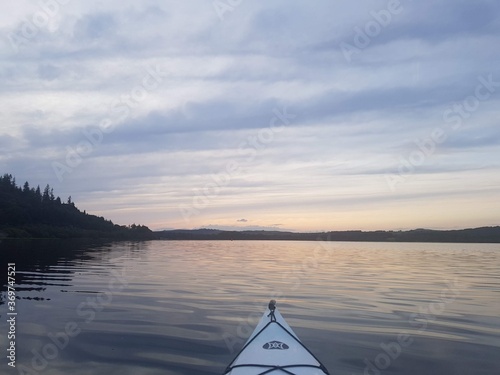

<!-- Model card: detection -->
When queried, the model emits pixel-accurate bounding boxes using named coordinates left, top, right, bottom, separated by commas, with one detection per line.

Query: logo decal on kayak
left=263, top=341, right=289, bottom=350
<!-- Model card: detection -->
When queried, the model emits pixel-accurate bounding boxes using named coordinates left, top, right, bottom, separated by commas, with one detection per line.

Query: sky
left=1, top=0, right=499, bottom=232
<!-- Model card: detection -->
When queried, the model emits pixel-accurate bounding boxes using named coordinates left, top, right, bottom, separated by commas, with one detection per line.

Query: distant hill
left=0, top=173, right=154, bottom=239
left=157, top=227, right=500, bottom=243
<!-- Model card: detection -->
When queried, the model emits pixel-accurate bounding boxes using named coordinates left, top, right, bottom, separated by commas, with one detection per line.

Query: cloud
left=237, top=219, right=248, bottom=222
left=2, top=0, right=500, bottom=231
left=73, top=13, right=116, bottom=41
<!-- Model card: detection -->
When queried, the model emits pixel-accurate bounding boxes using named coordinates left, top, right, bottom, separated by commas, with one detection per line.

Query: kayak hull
left=224, top=302, right=329, bottom=375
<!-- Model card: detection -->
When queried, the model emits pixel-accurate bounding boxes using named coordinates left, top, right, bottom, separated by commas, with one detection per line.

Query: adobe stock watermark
left=385, top=73, right=500, bottom=191
left=52, top=64, right=168, bottom=182
left=360, top=279, right=462, bottom=375
left=7, top=0, right=71, bottom=54
left=213, top=0, right=243, bottom=21
left=178, top=106, right=296, bottom=223
left=15, top=267, right=129, bottom=375
left=340, top=0, right=408, bottom=63
left=222, top=234, right=332, bottom=353
left=222, top=297, right=281, bottom=355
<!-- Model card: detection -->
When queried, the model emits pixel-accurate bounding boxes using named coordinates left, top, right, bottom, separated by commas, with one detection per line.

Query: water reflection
left=0, top=240, right=499, bottom=374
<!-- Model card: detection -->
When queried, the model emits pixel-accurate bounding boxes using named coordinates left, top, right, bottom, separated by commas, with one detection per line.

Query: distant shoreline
left=155, top=226, right=500, bottom=243
left=2, top=227, right=499, bottom=243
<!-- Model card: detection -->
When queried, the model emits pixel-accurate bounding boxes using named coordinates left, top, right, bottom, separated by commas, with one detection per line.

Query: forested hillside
left=0, top=174, right=153, bottom=239
left=158, top=227, right=500, bottom=243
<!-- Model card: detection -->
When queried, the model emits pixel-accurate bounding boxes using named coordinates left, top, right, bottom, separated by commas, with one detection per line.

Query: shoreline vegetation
left=0, top=174, right=153, bottom=240
left=156, top=227, right=500, bottom=243
left=1, top=174, right=499, bottom=243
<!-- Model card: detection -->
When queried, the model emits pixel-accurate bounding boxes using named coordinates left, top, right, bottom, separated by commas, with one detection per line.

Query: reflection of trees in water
left=0, top=239, right=151, bottom=306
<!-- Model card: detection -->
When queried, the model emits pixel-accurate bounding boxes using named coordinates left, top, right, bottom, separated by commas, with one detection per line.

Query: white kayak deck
left=224, top=302, right=330, bottom=375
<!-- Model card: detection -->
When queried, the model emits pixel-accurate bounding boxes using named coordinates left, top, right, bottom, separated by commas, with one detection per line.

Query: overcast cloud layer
left=1, top=0, right=499, bottom=231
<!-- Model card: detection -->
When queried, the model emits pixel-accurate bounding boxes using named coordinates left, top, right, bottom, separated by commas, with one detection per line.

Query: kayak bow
left=224, top=300, right=330, bottom=375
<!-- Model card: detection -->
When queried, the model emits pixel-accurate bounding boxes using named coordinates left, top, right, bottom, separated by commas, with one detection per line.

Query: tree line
left=158, top=227, right=500, bottom=243
left=0, top=174, right=154, bottom=239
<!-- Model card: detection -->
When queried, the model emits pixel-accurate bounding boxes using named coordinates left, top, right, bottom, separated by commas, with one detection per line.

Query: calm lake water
left=1, top=240, right=499, bottom=375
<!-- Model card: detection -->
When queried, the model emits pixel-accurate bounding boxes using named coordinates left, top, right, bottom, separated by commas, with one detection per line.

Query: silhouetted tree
left=42, top=184, right=51, bottom=203
left=35, top=185, right=42, bottom=201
